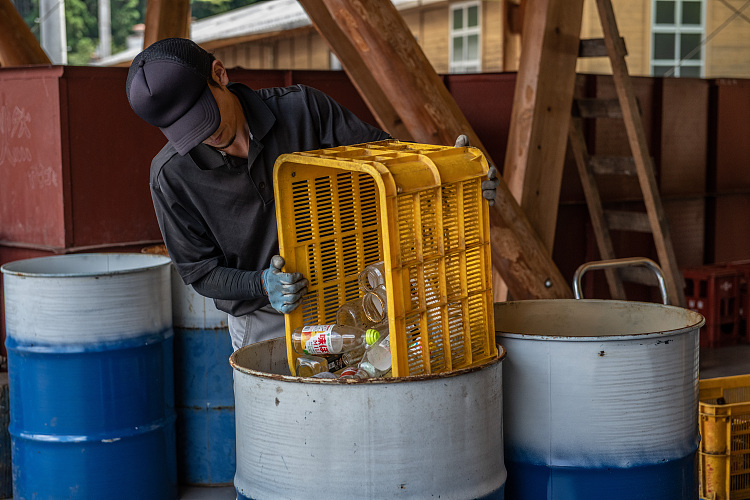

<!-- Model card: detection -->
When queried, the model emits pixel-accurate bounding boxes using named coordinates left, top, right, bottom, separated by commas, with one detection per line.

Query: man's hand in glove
left=482, top=165, right=499, bottom=206
left=455, top=134, right=499, bottom=207
left=455, top=134, right=470, bottom=148
left=262, top=255, right=308, bottom=314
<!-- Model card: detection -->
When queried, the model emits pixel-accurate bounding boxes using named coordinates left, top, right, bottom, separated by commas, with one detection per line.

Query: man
left=126, top=37, right=498, bottom=351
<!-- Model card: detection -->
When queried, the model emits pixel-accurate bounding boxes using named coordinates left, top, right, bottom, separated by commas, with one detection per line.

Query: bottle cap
left=365, top=328, right=380, bottom=345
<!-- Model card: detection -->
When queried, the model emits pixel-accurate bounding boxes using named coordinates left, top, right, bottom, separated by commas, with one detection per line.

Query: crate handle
left=573, top=257, right=669, bottom=305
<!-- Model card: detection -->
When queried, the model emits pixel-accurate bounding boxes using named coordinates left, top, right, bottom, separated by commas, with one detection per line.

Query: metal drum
left=1, top=253, right=177, bottom=500
left=230, top=337, right=507, bottom=500
left=170, top=266, right=235, bottom=485
left=494, top=299, right=705, bottom=500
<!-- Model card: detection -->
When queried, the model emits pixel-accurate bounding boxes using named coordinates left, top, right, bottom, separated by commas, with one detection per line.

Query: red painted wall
left=1, top=66, right=748, bottom=354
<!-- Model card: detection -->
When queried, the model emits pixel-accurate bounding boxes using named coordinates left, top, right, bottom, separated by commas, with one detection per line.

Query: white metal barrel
left=230, top=337, right=507, bottom=499
left=170, top=266, right=235, bottom=485
left=494, top=299, right=705, bottom=500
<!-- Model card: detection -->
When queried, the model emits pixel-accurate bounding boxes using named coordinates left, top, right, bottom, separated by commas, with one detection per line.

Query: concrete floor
left=179, top=485, right=236, bottom=500
left=699, top=342, right=750, bottom=379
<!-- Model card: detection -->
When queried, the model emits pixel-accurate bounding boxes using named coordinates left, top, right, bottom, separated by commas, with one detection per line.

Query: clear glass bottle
left=325, top=342, right=368, bottom=372
left=338, top=366, right=363, bottom=379
left=336, top=285, right=388, bottom=328
left=295, top=355, right=329, bottom=377
left=358, top=261, right=385, bottom=292
left=361, top=334, right=392, bottom=375
left=292, top=324, right=380, bottom=356
left=357, top=361, right=385, bottom=378
left=362, top=284, right=387, bottom=323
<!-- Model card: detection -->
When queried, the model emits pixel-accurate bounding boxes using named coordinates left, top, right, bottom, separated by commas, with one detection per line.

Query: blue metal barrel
left=1, top=253, right=177, bottom=500
left=170, top=266, right=235, bottom=485
left=494, top=299, right=705, bottom=500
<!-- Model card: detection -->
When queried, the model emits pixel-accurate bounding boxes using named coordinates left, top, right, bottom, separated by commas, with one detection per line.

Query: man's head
left=126, top=38, right=221, bottom=155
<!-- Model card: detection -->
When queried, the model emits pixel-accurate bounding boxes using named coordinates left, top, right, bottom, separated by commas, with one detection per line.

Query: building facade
left=197, top=0, right=750, bottom=79
left=99, top=0, right=750, bottom=79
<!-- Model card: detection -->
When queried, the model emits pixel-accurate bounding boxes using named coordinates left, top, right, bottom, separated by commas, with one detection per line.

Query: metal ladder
left=567, top=0, right=686, bottom=307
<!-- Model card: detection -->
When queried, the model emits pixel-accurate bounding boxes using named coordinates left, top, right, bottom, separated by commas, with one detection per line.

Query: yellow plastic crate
left=699, top=375, right=750, bottom=500
left=273, top=140, right=497, bottom=377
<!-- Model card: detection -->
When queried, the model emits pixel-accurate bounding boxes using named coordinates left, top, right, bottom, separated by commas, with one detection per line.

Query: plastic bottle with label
left=292, top=324, right=380, bottom=356
left=339, top=361, right=385, bottom=380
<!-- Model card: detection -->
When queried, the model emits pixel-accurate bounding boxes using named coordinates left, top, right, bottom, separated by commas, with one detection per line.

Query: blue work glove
left=454, top=134, right=470, bottom=148
left=455, top=134, right=499, bottom=207
left=482, top=165, right=499, bottom=206
left=262, top=255, right=308, bottom=314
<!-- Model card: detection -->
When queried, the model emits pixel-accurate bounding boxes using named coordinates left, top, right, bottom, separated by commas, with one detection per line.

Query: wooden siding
left=576, top=0, right=750, bottom=79
left=207, top=0, right=750, bottom=78
left=482, top=0, right=504, bottom=72
left=705, top=0, right=750, bottom=78
left=420, top=5, right=451, bottom=73
left=577, top=0, right=650, bottom=76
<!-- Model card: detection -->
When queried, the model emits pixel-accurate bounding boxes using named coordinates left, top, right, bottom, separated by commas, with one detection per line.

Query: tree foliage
left=17, top=0, right=258, bottom=65
left=192, top=0, right=256, bottom=21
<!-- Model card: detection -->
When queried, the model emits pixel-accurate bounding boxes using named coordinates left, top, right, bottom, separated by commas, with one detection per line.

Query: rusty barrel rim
left=230, top=340, right=506, bottom=382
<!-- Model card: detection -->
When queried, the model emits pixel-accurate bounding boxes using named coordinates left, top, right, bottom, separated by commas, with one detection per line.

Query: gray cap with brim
left=126, top=38, right=221, bottom=156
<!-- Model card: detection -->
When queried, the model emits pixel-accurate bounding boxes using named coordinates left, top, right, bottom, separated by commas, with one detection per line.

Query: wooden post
left=0, top=0, right=51, bottom=67
left=143, top=0, right=191, bottom=49
left=502, top=0, right=585, bottom=252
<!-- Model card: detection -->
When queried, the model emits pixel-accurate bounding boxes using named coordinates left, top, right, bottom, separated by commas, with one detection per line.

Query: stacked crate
left=716, top=261, right=750, bottom=341
left=699, top=375, right=750, bottom=500
left=683, top=262, right=750, bottom=348
left=273, top=140, right=497, bottom=377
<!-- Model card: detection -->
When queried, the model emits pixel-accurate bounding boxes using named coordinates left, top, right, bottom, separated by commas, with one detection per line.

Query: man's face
left=202, top=84, right=240, bottom=151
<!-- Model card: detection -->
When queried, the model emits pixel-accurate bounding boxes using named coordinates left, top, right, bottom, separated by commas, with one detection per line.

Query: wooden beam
left=143, top=0, right=191, bottom=49
left=297, top=0, right=486, bottom=152
left=502, top=0, right=524, bottom=72
left=490, top=177, right=573, bottom=299
left=502, top=0, right=585, bottom=252
left=299, top=0, right=571, bottom=300
left=0, top=0, right=51, bottom=67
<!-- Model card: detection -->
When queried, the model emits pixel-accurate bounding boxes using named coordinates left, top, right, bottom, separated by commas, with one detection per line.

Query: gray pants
left=227, top=304, right=286, bottom=351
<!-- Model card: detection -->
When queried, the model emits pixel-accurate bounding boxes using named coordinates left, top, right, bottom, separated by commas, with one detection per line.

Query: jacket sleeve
left=302, top=85, right=391, bottom=148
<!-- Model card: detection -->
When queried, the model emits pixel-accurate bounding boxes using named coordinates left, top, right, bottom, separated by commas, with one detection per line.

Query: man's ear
left=211, top=60, right=229, bottom=86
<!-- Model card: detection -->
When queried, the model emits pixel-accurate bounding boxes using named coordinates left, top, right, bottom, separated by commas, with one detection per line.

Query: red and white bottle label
left=302, top=324, right=335, bottom=354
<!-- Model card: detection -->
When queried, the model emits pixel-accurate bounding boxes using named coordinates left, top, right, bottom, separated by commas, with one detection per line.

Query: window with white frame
left=450, top=2, right=481, bottom=73
left=651, top=0, right=705, bottom=77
